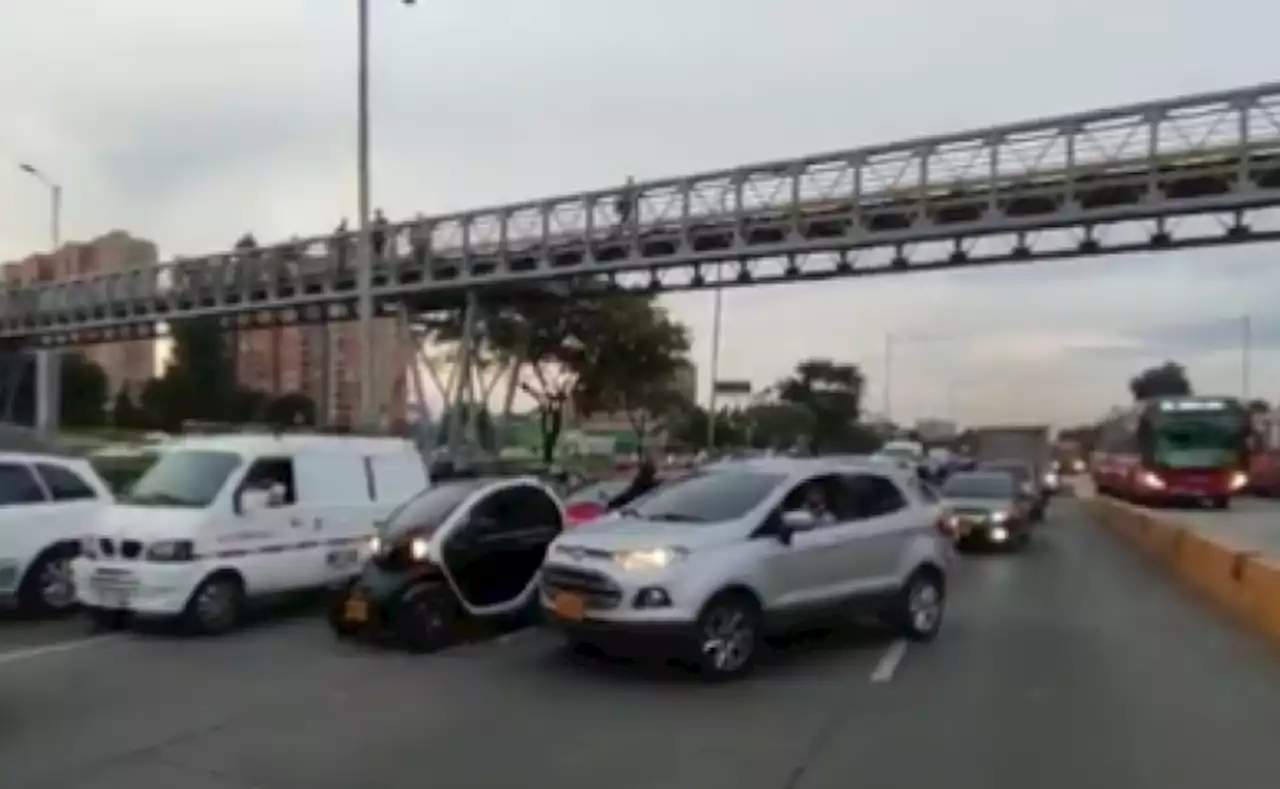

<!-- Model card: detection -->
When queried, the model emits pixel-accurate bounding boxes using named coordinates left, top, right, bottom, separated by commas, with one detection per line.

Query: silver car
left=939, top=471, right=1033, bottom=550
left=539, top=456, right=955, bottom=680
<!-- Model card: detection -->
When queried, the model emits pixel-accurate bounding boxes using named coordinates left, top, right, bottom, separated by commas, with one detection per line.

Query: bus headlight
left=1228, top=471, right=1249, bottom=491
left=1139, top=471, right=1166, bottom=489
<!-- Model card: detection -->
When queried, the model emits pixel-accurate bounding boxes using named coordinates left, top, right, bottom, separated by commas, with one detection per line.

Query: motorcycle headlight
left=990, top=510, right=1009, bottom=524
left=614, top=546, right=689, bottom=572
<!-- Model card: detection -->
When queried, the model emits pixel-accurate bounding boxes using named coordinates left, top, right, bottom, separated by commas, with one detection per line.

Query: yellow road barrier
left=1085, top=496, right=1280, bottom=650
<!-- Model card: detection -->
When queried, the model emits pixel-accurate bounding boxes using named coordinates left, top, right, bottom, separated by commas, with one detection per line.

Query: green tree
left=59, top=352, right=109, bottom=428
left=777, top=358, right=873, bottom=453
left=263, top=392, right=317, bottom=428
left=425, top=290, right=594, bottom=464
left=142, top=319, right=239, bottom=428
left=742, top=401, right=815, bottom=449
left=573, top=297, right=691, bottom=452
left=0, top=351, right=108, bottom=428
left=1129, top=361, right=1192, bottom=400
left=110, top=386, right=144, bottom=429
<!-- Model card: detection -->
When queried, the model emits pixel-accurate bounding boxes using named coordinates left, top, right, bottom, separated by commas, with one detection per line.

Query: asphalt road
left=1163, top=495, right=1280, bottom=557
left=3, top=498, right=1280, bottom=789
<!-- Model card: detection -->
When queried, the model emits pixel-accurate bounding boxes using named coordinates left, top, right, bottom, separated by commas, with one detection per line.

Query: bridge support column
left=34, top=350, right=60, bottom=434
left=445, top=292, right=481, bottom=460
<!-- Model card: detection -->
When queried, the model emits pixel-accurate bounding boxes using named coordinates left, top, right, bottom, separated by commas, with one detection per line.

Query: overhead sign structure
left=713, top=380, right=753, bottom=396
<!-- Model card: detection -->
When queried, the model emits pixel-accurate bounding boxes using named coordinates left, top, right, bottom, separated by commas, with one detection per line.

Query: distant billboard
left=713, top=380, right=753, bottom=396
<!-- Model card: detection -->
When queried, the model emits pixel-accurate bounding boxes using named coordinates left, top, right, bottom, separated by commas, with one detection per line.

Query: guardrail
left=1085, top=496, right=1280, bottom=649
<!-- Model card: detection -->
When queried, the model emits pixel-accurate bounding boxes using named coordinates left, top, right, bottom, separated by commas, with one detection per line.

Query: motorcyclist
left=607, top=458, right=659, bottom=511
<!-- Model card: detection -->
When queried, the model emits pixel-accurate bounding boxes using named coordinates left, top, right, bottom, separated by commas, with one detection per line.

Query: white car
left=0, top=450, right=114, bottom=614
left=73, top=433, right=430, bottom=635
left=540, top=456, right=954, bottom=680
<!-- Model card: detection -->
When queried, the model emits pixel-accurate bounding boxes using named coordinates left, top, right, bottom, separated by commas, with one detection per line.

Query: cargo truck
left=967, top=425, right=1055, bottom=516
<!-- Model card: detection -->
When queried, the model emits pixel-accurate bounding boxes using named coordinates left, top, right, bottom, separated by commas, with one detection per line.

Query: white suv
left=0, top=451, right=114, bottom=614
left=540, top=457, right=954, bottom=680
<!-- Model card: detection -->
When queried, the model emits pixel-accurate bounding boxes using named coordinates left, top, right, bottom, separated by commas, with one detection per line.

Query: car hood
left=942, top=497, right=1017, bottom=514
left=94, top=505, right=209, bottom=541
left=552, top=515, right=736, bottom=552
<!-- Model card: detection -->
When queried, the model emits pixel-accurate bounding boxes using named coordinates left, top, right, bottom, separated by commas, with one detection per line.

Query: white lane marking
left=0, top=634, right=120, bottom=667
left=869, top=638, right=908, bottom=683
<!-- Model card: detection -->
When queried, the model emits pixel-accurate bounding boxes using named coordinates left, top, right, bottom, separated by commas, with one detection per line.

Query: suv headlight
left=613, top=546, right=689, bottom=572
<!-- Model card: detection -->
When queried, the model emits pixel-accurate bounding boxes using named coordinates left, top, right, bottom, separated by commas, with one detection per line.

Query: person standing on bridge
left=371, top=209, right=389, bottom=259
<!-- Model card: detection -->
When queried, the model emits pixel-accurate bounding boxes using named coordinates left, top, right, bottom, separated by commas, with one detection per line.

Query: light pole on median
left=18, top=162, right=63, bottom=434
left=356, top=0, right=419, bottom=432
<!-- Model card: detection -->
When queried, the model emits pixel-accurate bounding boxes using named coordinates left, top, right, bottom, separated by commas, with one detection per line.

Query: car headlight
left=409, top=537, right=430, bottom=562
left=368, top=535, right=383, bottom=556
left=613, top=546, right=689, bottom=572
left=990, top=510, right=1009, bottom=523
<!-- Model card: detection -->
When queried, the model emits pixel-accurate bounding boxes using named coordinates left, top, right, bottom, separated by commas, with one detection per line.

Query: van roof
left=152, top=433, right=421, bottom=457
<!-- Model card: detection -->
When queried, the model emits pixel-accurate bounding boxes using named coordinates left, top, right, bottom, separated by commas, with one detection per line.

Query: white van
left=72, top=433, right=429, bottom=634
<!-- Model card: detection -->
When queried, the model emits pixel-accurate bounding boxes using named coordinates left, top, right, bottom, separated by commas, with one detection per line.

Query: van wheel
left=693, top=591, right=762, bottom=682
left=888, top=568, right=946, bottom=642
left=19, top=547, right=79, bottom=616
left=183, top=574, right=245, bottom=636
left=393, top=584, right=460, bottom=654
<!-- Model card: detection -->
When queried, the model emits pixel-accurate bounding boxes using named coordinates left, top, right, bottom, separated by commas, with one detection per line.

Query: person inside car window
left=803, top=484, right=836, bottom=524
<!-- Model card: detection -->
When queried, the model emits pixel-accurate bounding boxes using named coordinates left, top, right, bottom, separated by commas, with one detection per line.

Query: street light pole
left=706, top=281, right=724, bottom=451
left=882, top=333, right=894, bottom=423
left=18, top=163, right=63, bottom=434
left=355, top=0, right=376, bottom=431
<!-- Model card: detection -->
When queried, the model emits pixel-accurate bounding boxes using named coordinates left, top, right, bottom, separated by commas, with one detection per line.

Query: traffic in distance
left=0, top=422, right=1081, bottom=679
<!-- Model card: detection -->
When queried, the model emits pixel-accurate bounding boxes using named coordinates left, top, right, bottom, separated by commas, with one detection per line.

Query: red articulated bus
left=1091, top=396, right=1251, bottom=509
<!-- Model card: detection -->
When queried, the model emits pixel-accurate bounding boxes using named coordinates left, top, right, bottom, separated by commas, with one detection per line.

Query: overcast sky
left=2, top=0, right=1279, bottom=428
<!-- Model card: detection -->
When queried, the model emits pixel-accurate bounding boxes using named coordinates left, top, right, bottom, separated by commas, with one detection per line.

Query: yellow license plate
left=344, top=597, right=369, bottom=623
left=553, top=592, right=585, bottom=621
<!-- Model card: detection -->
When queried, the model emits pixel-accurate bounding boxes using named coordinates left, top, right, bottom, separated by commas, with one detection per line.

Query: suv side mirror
left=780, top=509, right=818, bottom=533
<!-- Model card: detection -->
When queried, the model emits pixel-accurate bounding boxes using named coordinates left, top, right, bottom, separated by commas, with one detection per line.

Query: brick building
left=2, top=230, right=158, bottom=399
left=236, top=318, right=411, bottom=428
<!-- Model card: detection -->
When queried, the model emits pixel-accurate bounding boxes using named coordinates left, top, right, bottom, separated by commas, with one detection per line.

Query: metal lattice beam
left=4, top=81, right=1280, bottom=347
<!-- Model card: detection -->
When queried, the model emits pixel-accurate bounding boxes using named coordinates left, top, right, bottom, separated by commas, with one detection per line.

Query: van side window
left=35, top=463, right=98, bottom=501
left=0, top=463, right=48, bottom=506
left=241, top=457, right=297, bottom=505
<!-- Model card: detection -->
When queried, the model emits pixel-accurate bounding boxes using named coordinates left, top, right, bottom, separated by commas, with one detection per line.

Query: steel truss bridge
left=4, top=81, right=1280, bottom=352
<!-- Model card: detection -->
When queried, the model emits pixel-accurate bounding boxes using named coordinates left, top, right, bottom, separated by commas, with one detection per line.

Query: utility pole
left=18, top=163, right=62, bottom=434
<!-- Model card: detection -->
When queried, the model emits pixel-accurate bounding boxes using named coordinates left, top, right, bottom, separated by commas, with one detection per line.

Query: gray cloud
left=2, top=0, right=1280, bottom=426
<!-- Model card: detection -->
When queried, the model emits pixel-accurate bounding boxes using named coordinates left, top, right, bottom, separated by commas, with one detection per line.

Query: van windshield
left=119, top=450, right=242, bottom=508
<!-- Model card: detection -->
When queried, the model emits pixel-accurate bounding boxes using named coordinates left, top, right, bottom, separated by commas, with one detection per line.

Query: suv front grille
left=541, top=565, right=623, bottom=610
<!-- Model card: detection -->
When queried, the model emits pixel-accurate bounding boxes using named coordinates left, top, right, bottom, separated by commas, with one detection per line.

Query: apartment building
left=2, top=230, right=158, bottom=399
left=236, top=318, right=411, bottom=428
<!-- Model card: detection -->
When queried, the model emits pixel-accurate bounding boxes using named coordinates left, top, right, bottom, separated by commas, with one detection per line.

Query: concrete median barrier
left=1085, top=496, right=1280, bottom=651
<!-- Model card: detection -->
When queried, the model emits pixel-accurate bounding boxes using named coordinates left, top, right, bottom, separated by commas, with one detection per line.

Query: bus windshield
left=1147, top=410, right=1245, bottom=469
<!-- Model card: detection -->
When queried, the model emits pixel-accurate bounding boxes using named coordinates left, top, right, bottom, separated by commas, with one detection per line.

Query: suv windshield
left=942, top=473, right=1014, bottom=499
left=380, top=480, right=487, bottom=539
left=624, top=470, right=785, bottom=524
left=120, top=450, right=242, bottom=508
